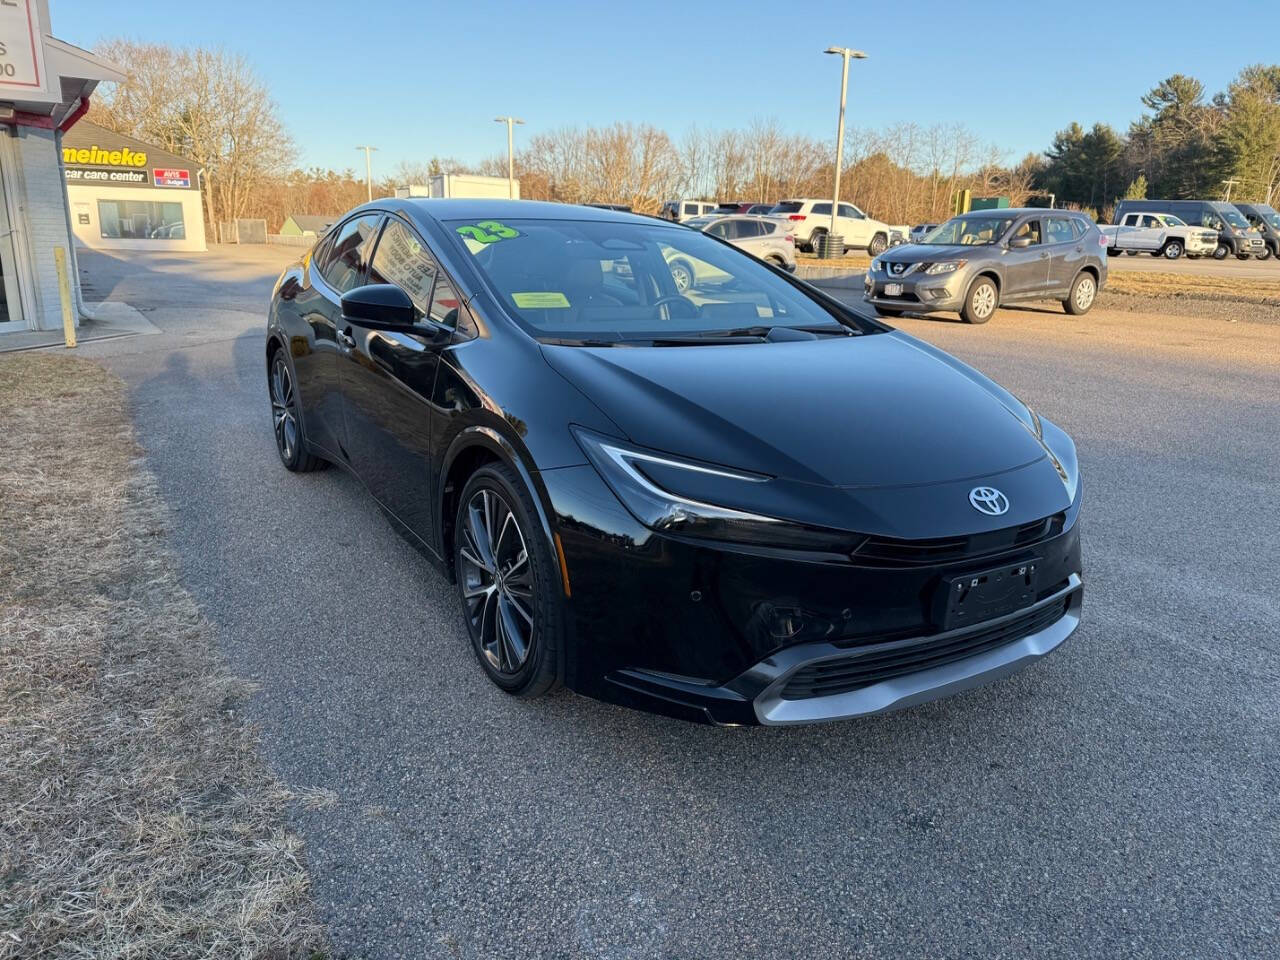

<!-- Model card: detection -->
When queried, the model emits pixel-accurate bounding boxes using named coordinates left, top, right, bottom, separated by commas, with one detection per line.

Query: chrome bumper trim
left=749, top=573, right=1083, bottom=725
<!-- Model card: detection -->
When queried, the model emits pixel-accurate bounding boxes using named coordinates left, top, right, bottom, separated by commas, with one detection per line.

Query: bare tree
left=90, top=40, right=293, bottom=238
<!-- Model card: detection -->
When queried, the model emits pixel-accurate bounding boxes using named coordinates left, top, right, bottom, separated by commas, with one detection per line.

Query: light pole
left=824, top=46, right=867, bottom=254
left=356, top=145, right=378, bottom=202
left=494, top=116, right=525, bottom=198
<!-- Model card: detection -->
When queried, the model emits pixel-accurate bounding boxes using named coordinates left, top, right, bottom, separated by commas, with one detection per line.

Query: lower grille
left=779, top=597, right=1071, bottom=701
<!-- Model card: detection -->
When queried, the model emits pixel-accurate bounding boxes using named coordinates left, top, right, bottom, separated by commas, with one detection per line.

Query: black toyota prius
left=266, top=199, right=1082, bottom=725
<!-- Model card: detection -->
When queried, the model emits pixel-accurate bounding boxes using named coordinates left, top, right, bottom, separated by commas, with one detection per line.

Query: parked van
left=660, top=200, right=720, bottom=223
left=1112, top=199, right=1266, bottom=260
left=1232, top=202, right=1280, bottom=261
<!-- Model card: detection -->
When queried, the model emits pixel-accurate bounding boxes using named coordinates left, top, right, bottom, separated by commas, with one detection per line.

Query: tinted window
left=730, top=220, right=762, bottom=239
left=707, top=221, right=731, bottom=239
left=1046, top=218, right=1075, bottom=244
left=369, top=218, right=437, bottom=314
left=449, top=217, right=859, bottom=340
left=811, top=202, right=832, bottom=216
left=1140, top=215, right=1160, bottom=228
left=318, top=214, right=380, bottom=294
left=430, top=274, right=463, bottom=328
left=683, top=203, right=698, bottom=215
left=770, top=201, right=803, bottom=214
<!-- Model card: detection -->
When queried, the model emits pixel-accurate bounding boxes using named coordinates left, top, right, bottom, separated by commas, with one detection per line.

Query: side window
left=1123, top=214, right=1140, bottom=226
left=707, top=221, right=731, bottom=239
left=429, top=273, right=463, bottom=329
left=1012, top=219, right=1043, bottom=245
left=811, top=202, right=832, bottom=216
left=1070, top=218, right=1087, bottom=239
left=683, top=203, right=698, bottom=216
left=318, top=214, right=380, bottom=294
left=1046, top=219, right=1074, bottom=244
left=1141, top=215, right=1159, bottom=228
left=736, top=220, right=763, bottom=238
left=368, top=218, right=437, bottom=314
left=1202, top=211, right=1223, bottom=230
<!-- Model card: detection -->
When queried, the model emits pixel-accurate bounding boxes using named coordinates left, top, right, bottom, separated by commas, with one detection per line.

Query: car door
left=293, top=212, right=382, bottom=459
left=337, top=215, right=461, bottom=548
left=1001, top=216, right=1050, bottom=296
left=838, top=203, right=869, bottom=246
left=1045, top=217, right=1087, bottom=293
left=725, top=218, right=764, bottom=255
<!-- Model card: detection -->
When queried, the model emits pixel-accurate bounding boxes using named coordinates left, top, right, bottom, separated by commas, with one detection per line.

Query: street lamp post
left=494, top=116, right=525, bottom=198
left=356, top=145, right=378, bottom=202
left=823, top=46, right=867, bottom=255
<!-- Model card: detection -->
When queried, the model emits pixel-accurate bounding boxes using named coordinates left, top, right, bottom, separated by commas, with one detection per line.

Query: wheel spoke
left=498, top=596, right=529, bottom=664
left=505, top=589, right=534, bottom=627
left=465, top=501, right=496, bottom=570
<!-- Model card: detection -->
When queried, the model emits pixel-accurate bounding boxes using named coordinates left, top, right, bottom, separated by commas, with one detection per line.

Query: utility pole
left=494, top=117, right=525, bottom=198
left=356, top=145, right=378, bottom=202
left=823, top=47, right=867, bottom=256
left=1222, top=178, right=1241, bottom=202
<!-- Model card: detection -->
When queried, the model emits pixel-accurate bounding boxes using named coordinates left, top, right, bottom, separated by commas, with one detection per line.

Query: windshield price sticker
left=456, top=221, right=521, bottom=245
left=512, top=292, right=571, bottom=309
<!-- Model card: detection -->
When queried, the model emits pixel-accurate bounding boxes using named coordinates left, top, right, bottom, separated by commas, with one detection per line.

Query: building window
left=97, top=200, right=186, bottom=240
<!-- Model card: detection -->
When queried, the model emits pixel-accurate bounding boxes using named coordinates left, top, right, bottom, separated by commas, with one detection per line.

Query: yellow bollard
left=54, top=246, right=77, bottom=348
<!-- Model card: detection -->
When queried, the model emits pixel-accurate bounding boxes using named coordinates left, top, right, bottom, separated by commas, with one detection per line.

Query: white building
left=0, top=0, right=122, bottom=336
left=63, top=119, right=206, bottom=253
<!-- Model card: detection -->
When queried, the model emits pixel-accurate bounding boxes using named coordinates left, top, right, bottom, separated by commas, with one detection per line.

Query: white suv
left=768, top=199, right=893, bottom=255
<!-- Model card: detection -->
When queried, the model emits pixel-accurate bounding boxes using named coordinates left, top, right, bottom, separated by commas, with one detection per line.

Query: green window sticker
left=512, top=291, right=571, bottom=309
left=456, top=220, right=521, bottom=245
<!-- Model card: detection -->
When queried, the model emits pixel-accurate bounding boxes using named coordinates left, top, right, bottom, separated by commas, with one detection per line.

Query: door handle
left=338, top=327, right=356, bottom=350
left=1039, top=252, right=1049, bottom=259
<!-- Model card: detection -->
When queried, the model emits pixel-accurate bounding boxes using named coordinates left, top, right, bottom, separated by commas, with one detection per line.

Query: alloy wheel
left=1074, top=276, right=1096, bottom=311
left=972, top=282, right=997, bottom=319
left=458, top=488, right=535, bottom=675
left=1164, top=242, right=1182, bottom=259
left=270, top=355, right=299, bottom=463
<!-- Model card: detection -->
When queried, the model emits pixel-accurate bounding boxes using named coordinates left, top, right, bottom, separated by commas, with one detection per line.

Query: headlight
left=573, top=427, right=856, bottom=551
left=870, top=258, right=882, bottom=272
left=924, top=260, right=965, bottom=275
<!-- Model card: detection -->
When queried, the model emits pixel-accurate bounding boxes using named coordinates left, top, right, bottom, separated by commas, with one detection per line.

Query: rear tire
left=765, top=254, right=787, bottom=269
left=1160, top=240, right=1183, bottom=260
left=868, top=233, right=888, bottom=257
left=1063, top=271, right=1097, bottom=316
left=808, top=228, right=827, bottom=254
left=454, top=463, right=562, bottom=698
left=268, top=348, right=327, bottom=473
left=961, top=277, right=998, bottom=324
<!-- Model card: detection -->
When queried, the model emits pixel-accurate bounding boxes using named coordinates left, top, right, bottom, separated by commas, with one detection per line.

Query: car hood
left=880, top=243, right=978, bottom=262
left=542, top=330, right=1050, bottom=489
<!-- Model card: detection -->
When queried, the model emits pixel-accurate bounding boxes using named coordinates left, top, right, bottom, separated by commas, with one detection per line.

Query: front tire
left=269, top=349, right=326, bottom=472
left=867, top=233, right=888, bottom=257
left=961, top=276, right=998, bottom=324
left=454, top=463, right=562, bottom=698
left=1063, top=271, right=1097, bottom=316
left=1213, top=243, right=1229, bottom=260
left=1258, top=246, right=1274, bottom=261
left=1160, top=240, right=1183, bottom=259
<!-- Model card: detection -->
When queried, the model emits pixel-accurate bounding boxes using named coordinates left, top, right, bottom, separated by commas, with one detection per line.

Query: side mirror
left=341, top=284, right=417, bottom=330
left=1007, top=236, right=1033, bottom=249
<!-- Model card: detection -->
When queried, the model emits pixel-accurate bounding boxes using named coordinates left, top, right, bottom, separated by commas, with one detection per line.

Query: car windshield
left=1217, top=206, right=1250, bottom=229
left=922, top=216, right=1015, bottom=245
left=448, top=217, right=864, bottom=342
left=1262, top=210, right=1280, bottom=230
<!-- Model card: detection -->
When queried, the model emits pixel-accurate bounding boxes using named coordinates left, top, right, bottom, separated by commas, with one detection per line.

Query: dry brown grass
left=0, top=353, right=327, bottom=959
left=1104, top=269, right=1280, bottom=305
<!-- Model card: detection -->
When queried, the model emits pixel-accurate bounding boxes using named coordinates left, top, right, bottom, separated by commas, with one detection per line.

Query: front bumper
left=863, top=267, right=967, bottom=312
left=543, top=463, right=1083, bottom=725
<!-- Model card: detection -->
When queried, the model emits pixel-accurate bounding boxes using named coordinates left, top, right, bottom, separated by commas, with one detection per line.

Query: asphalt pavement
left=76, top=245, right=1279, bottom=960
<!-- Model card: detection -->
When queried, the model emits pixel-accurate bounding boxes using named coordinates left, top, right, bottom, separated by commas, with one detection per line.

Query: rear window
left=447, top=217, right=862, bottom=341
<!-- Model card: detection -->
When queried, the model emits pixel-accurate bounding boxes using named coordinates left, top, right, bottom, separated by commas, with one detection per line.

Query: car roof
left=359, top=197, right=668, bottom=228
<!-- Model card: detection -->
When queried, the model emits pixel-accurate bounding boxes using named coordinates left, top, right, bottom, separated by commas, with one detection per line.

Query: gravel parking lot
left=76, top=246, right=1279, bottom=959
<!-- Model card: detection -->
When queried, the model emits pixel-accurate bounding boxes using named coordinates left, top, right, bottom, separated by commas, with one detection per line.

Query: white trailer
left=417, top=174, right=520, bottom=199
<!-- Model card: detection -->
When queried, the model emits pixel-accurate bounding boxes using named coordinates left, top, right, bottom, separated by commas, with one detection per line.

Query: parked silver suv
left=863, top=209, right=1108, bottom=324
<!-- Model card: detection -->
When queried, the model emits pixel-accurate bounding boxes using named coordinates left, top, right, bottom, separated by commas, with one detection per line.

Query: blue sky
left=54, top=0, right=1280, bottom=177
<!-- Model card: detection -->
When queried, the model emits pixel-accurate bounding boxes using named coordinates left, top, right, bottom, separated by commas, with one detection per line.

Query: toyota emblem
left=969, top=486, right=1009, bottom=516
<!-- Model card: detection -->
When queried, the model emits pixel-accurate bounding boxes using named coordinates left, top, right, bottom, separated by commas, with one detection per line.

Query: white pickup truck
left=1100, top=212, right=1218, bottom=260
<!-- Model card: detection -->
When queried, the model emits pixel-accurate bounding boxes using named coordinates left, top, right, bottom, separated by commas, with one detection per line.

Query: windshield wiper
left=540, top=337, right=623, bottom=347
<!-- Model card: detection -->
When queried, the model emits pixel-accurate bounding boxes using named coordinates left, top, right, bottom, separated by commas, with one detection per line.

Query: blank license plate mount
left=937, top=559, right=1039, bottom=631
